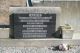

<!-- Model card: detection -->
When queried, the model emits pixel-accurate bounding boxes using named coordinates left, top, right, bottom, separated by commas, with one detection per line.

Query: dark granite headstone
left=10, top=7, right=60, bottom=39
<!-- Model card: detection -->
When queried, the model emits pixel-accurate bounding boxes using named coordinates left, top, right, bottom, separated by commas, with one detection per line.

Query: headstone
left=10, top=7, right=61, bottom=39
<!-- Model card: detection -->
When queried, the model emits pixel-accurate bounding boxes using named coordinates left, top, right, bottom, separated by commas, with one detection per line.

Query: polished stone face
left=11, top=13, right=56, bottom=38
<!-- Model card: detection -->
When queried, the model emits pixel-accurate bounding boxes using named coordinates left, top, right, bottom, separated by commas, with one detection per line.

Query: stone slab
left=0, top=39, right=80, bottom=47
left=9, top=7, right=61, bottom=39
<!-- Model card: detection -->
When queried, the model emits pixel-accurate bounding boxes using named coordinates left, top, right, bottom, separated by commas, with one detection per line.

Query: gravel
left=0, top=46, right=79, bottom=53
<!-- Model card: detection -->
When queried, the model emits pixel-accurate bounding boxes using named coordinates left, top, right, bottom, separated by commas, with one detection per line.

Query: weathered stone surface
left=9, top=0, right=26, bottom=7
left=0, top=0, right=26, bottom=25
left=0, top=28, right=9, bottom=38
left=0, top=39, right=80, bottom=47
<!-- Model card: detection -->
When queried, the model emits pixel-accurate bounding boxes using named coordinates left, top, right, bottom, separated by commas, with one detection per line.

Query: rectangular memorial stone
left=10, top=7, right=60, bottom=39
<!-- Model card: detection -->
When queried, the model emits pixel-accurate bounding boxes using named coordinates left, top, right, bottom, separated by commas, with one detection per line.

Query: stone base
left=0, top=39, right=80, bottom=47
